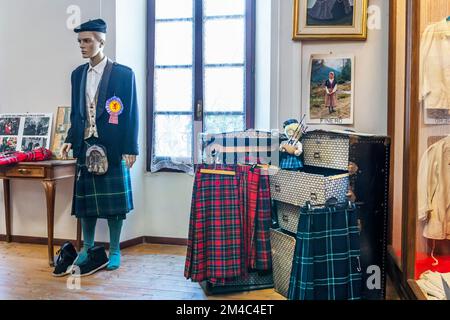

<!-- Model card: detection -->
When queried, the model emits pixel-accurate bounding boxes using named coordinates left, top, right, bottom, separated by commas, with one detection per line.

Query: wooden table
left=0, top=160, right=80, bottom=266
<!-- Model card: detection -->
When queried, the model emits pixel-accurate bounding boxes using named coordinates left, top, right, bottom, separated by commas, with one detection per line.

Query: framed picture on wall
left=0, top=113, right=53, bottom=153
left=293, top=0, right=368, bottom=41
left=51, top=107, right=72, bottom=159
left=306, top=54, right=355, bottom=125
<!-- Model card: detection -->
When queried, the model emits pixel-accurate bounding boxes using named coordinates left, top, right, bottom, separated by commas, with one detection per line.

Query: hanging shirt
left=420, top=19, right=450, bottom=110
left=85, top=56, right=107, bottom=139
left=417, top=136, right=450, bottom=240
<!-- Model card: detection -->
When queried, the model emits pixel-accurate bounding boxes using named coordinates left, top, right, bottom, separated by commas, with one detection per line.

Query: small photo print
left=0, top=137, right=18, bottom=153
left=24, top=117, right=50, bottom=136
left=0, top=117, right=21, bottom=136
left=21, top=137, right=48, bottom=152
left=307, top=54, right=354, bottom=125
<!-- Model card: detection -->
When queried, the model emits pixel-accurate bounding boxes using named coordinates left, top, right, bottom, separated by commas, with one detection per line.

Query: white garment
left=417, top=136, right=450, bottom=240
left=85, top=56, right=107, bottom=139
left=420, top=19, right=450, bottom=110
left=417, top=271, right=450, bottom=300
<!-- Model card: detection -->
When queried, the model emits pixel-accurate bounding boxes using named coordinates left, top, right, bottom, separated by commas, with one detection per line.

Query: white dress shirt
left=85, top=56, right=108, bottom=139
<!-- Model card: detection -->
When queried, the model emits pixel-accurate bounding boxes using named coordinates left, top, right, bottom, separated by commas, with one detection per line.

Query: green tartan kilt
left=71, top=158, right=134, bottom=220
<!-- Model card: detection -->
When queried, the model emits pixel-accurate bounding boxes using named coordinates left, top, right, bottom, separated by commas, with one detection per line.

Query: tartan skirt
left=71, top=143, right=133, bottom=220
left=288, top=204, right=362, bottom=300
left=184, top=164, right=242, bottom=283
left=280, top=154, right=303, bottom=171
left=184, top=164, right=273, bottom=284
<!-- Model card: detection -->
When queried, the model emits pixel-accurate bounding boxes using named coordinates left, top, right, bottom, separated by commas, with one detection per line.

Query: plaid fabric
left=71, top=157, right=133, bottom=220
left=0, top=148, right=52, bottom=166
left=245, top=168, right=259, bottom=270
left=185, top=164, right=273, bottom=284
left=288, top=204, right=362, bottom=300
left=254, top=172, right=272, bottom=271
left=184, top=164, right=242, bottom=283
left=280, top=154, right=303, bottom=171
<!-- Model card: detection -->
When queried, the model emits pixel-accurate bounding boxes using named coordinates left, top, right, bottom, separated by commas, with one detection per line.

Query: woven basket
left=270, top=229, right=296, bottom=298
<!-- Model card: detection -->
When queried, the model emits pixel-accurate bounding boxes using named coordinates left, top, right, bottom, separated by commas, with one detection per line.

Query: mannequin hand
left=60, top=143, right=72, bottom=160
left=294, top=150, right=302, bottom=157
left=123, top=155, right=137, bottom=169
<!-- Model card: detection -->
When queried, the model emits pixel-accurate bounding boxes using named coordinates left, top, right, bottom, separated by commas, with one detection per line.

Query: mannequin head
left=77, top=31, right=106, bottom=59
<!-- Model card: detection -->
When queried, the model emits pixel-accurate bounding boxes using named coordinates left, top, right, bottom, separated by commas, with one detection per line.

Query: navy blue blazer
left=65, top=59, right=139, bottom=165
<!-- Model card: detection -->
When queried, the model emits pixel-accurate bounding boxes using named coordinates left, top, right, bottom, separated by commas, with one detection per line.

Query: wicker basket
left=269, top=167, right=349, bottom=207
left=270, top=229, right=296, bottom=298
left=275, top=201, right=301, bottom=234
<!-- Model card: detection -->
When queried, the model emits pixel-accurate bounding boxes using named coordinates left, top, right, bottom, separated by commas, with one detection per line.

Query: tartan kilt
left=254, top=173, right=272, bottom=271
left=288, top=204, right=362, bottom=300
left=184, top=164, right=242, bottom=283
left=71, top=158, right=134, bottom=220
left=280, top=154, right=303, bottom=171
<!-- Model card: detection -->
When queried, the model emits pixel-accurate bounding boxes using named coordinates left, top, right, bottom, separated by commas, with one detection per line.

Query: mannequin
left=61, top=19, right=139, bottom=275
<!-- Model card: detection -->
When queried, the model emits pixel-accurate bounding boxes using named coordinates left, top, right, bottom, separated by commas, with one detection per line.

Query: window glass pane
left=155, top=0, right=193, bottom=19
left=155, top=68, right=192, bottom=112
left=204, top=18, right=244, bottom=65
left=155, top=21, right=192, bottom=66
left=204, top=115, right=244, bottom=134
left=154, top=114, right=192, bottom=158
left=204, top=67, right=244, bottom=112
left=204, top=0, right=245, bottom=17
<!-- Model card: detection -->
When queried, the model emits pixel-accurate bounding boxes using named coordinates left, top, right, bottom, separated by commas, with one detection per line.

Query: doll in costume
left=279, top=118, right=306, bottom=171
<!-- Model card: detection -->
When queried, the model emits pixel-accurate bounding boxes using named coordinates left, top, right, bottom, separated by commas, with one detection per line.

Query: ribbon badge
left=106, top=96, right=124, bottom=125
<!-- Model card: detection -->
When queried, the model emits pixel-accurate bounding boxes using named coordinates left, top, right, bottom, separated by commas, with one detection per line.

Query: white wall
left=115, top=0, right=147, bottom=241
left=275, top=0, right=389, bottom=135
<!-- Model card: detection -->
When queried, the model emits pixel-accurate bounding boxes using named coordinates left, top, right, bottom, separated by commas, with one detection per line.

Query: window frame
left=146, top=0, right=256, bottom=172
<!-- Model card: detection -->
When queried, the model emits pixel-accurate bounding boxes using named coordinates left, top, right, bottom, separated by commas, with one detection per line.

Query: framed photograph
left=306, top=54, right=354, bottom=125
left=0, top=113, right=53, bottom=153
left=293, top=0, right=368, bottom=41
left=51, top=107, right=72, bottom=159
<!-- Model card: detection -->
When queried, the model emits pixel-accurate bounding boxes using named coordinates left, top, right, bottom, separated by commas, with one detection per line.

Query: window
left=147, top=0, right=256, bottom=173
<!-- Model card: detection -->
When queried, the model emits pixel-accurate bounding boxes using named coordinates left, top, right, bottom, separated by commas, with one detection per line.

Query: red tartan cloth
left=254, top=173, right=272, bottom=271
left=184, top=164, right=242, bottom=283
left=185, top=164, right=272, bottom=284
left=0, top=148, right=52, bottom=166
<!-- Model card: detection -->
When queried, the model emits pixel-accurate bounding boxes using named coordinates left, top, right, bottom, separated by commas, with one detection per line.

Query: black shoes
left=71, top=246, right=109, bottom=277
left=52, top=242, right=78, bottom=277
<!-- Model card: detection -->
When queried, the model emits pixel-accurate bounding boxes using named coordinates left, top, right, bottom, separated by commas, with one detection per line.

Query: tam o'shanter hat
left=74, top=19, right=107, bottom=33
left=283, top=119, right=299, bottom=129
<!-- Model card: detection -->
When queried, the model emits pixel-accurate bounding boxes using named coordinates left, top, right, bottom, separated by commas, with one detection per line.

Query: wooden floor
left=0, top=242, right=399, bottom=300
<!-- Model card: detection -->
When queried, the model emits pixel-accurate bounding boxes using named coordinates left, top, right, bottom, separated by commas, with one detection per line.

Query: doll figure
left=279, top=119, right=304, bottom=171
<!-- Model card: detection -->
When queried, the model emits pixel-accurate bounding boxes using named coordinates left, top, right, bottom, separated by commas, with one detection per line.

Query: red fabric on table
left=0, top=148, right=52, bottom=166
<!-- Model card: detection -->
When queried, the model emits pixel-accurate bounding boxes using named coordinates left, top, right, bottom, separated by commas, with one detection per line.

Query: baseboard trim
left=0, top=234, right=188, bottom=249
left=144, top=236, right=188, bottom=246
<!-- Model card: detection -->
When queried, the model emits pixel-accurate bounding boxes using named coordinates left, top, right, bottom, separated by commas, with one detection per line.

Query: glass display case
left=388, top=0, right=450, bottom=300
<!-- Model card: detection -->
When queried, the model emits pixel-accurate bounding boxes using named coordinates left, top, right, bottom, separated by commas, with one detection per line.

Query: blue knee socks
left=107, top=219, right=123, bottom=270
left=75, top=217, right=97, bottom=266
